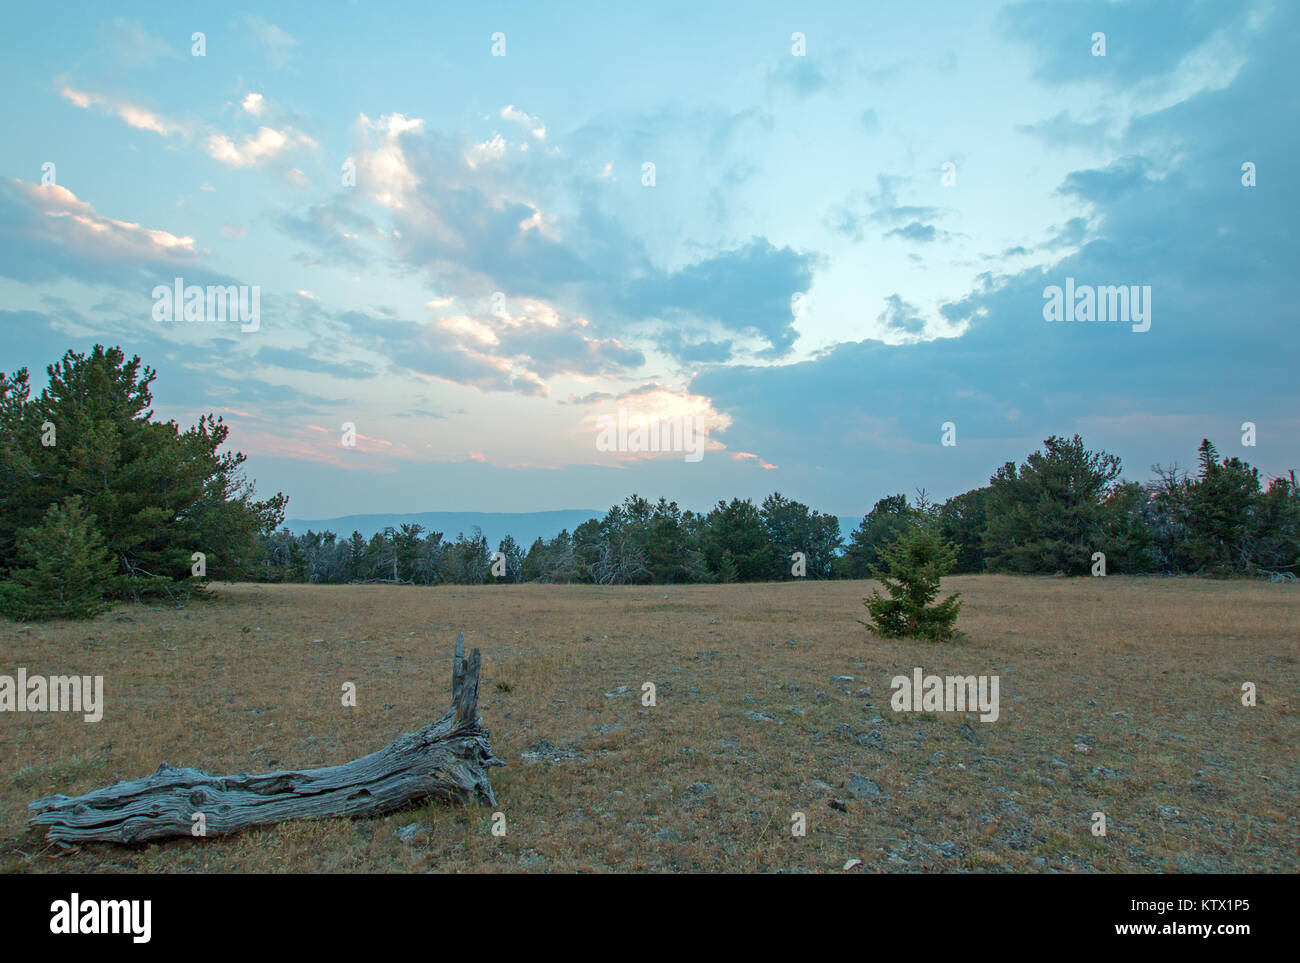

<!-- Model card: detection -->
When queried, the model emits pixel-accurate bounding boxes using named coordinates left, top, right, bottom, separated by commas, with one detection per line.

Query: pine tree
left=0, top=496, right=117, bottom=620
left=982, top=434, right=1123, bottom=574
left=861, top=512, right=962, bottom=641
left=0, top=346, right=286, bottom=597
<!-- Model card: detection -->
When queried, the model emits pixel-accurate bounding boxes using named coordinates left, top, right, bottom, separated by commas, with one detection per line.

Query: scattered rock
left=396, top=823, right=429, bottom=844
left=842, top=858, right=863, bottom=871
left=832, top=675, right=856, bottom=683
left=746, top=710, right=778, bottom=723
left=844, top=773, right=882, bottom=798
left=604, top=685, right=632, bottom=698
left=682, top=781, right=714, bottom=800
left=521, top=739, right=585, bottom=763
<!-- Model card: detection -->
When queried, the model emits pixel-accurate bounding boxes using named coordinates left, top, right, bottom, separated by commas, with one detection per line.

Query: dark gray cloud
left=827, top=175, right=945, bottom=242
left=767, top=58, right=829, bottom=97
left=877, top=295, right=927, bottom=335
left=618, top=239, right=814, bottom=358
left=276, top=200, right=377, bottom=268
left=254, top=346, right=377, bottom=380
left=691, top=3, right=1300, bottom=498
left=999, top=0, right=1247, bottom=86
left=1017, top=110, right=1111, bottom=147
left=884, top=221, right=939, bottom=243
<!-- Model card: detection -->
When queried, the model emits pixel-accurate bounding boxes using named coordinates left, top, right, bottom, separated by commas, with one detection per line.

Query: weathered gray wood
left=28, top=633, right=503, bottom=844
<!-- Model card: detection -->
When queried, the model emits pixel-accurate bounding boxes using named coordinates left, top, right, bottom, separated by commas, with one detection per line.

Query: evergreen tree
left=494, top=534, right=525, bottom=583
left=844, top=494, right=917, bottom=577
left=982, top=434, right=1122, bottom=575
left=861, top=514, right=962, bottom=641
left=0, top=496, right=117, bottom=620
left=938, top=487, right=990, bottom=573
left=0, top=346, right=285, bottom=597
left=703, top=498, right=768, bottom=580
left=1183, top=440, right=1261, bottom=574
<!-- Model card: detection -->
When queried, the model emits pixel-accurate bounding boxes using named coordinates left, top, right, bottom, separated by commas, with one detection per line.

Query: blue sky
left=1, top=0, right=1295, bottom=520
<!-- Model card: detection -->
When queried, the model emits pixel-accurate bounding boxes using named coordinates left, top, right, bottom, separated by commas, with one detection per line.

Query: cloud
left=690, top=3, right=1300, bottom=501
left=101, top=18, right=180, bottom=67
left=876, top=294, right=930, bottom=338
left=242, top=92, right=266, bottom=116
left=1017, top=109, right=1112, bottom=146
left=276, top=199, right=378, bottom=267
left=767, top=57, right=829, bottom=97
left=254, top=346, right=377, bottom=380
left=242, top=14, right=297, bottom=67
left=500, top=105, right=547, bottom=141
left=0, top=179, right=199, bottom=285
left=343, top=113, right=813, bottom=357
left=656, top=329, right=735, bottom=364
left=335, top=298, right=646, bottom=397
left=619, top=239, right=815, bottom=358
left=883, top=221, right=939, bottom=243
left=827, top=175, right=944, bottom=242
left=206, top=126, right=313, bottom=167
left=732, top=451, right=778, bottom=470
left=60, top=87, right=186, bottom=137
left=999, top=0, right=1247, bottom=87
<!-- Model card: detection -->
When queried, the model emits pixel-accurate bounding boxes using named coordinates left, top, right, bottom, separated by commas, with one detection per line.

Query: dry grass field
left=2, top=576, right=1297, bottom=873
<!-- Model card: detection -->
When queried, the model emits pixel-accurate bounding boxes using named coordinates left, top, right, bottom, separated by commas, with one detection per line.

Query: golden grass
left=2, top=576, right=1296, bottom=873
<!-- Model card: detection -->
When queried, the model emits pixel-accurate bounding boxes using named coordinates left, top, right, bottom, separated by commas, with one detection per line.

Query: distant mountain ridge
left=285, top=509, right=864, bottom=549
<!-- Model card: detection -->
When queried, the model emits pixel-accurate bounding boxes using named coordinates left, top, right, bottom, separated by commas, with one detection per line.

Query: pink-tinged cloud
left=207, top=126, right=314, bottom=168
left=305, top=423, right=392, bottom=451
left=60, top=87, right=187, bottom=137
left=732, top=451, right=778, bottom=470
left=0, top=180, right=198, bottom=281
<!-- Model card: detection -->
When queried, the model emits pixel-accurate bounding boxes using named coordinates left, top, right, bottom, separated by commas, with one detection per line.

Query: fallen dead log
left=29, top=633, right=503, bottom=844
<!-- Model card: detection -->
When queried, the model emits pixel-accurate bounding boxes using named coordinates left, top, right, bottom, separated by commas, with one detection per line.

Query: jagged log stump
left=29, top=633, right=503, bottom=844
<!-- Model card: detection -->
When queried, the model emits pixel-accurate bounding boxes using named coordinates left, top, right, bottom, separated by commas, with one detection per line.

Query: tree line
left=1, top=346, right=1296, bottom=620
left=260, top=435, right=1299, bottom=585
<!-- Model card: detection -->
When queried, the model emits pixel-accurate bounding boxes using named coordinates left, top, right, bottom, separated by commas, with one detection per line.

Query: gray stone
left=682, top=781, right=714, bottom=799
left=520, top=739, right=585, bottom=763
left=396, top=822, right=429, bottom=844
left=845, top=772, right=882, bottom=798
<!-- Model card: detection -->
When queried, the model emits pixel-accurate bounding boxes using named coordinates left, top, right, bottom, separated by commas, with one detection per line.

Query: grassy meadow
left=2, top=576, right=1297, bottom=873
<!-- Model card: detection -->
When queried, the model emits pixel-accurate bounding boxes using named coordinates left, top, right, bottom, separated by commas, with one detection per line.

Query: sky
left=0, top=0, right=1295, bottom=521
